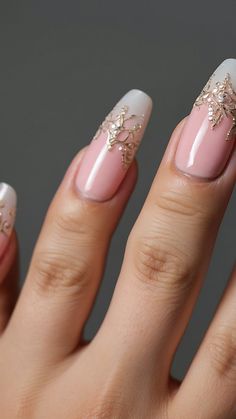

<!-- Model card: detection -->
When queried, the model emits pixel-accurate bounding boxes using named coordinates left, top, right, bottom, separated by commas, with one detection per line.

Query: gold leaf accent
left=0, top=200, right=15, bottom=236
left=194, top=73, right=236, bottom=140
left=93, top=105, right=144, bottom=167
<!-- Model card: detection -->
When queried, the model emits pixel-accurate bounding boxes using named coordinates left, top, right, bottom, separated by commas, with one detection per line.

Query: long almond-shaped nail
left=0, top=183, right=17, bottom=259
left=76, top=89, right=152, bottom=201
left=175, top=58, right=236, bottom=179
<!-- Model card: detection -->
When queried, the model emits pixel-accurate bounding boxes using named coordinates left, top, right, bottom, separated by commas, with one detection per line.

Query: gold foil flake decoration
left=93, top=105, right=144, bottom=167
left=0, top=200, right=14, bottom=236
left=194, top=73, right=236, bottom=140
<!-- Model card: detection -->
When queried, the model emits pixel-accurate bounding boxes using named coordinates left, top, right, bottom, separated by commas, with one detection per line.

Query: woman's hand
left=0, top=59, right=236, bottom=419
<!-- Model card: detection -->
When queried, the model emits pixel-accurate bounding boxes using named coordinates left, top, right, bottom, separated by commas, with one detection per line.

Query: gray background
left=1, top=0, right=235, bottom=380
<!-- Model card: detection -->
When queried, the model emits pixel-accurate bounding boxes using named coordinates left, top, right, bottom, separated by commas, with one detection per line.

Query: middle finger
left=96, top=59, right=236, bottom=382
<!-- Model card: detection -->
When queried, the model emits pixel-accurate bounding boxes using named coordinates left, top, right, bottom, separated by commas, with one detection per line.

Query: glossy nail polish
left=0, top=183, right=17, bottom=259
left=76, top=89, right=152, bottom=201
left=175, top=58, right=236, bottom=179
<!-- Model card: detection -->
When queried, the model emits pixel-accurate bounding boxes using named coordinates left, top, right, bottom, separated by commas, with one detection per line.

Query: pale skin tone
left=0, top=118, right=236, bottom=419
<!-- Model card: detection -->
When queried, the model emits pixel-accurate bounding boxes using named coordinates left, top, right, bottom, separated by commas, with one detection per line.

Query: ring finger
left=3, top=90, right=152, bottom=363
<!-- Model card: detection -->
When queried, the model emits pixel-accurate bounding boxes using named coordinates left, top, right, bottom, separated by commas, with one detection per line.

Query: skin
left=0, top=118, right=236, bottom=418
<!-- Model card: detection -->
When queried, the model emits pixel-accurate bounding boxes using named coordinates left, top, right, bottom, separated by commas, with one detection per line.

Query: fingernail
left=76, top=89, right=152, bottom=201
left=0, top=183, right=17, bottom=259
left=175, top=58, right=236, bottom=179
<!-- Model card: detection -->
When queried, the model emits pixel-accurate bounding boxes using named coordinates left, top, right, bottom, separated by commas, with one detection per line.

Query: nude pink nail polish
left=76, top=89, right=152, bottom=201
left=0, top=183, right=17, bottom=260
left=175, top=59, right=236, bottom=179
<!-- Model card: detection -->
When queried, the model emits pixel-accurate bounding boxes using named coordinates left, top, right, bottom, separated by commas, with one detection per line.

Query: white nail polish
left=208, top=58, right=236, bottom=90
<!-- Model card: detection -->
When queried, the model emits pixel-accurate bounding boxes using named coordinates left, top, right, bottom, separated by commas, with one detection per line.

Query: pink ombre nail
left=175, top=59, right=236, bottom=179
left=0, top=183, right=17, bottom=260
left=76, top=89, right=152, bottom=201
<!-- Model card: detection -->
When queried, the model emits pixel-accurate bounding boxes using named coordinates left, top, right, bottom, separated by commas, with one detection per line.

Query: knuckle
left=82, top=389, right=128, bottom=419
left=155, top=187, right=208, bottom=220
left=54, top=209, right=79, bottom=234
left=209, top=326, right=236, bottom=381
left=53, top=207, right=97, bottom=240
left=83, top=402, right=121, bottom=419
left=130, top=234, right=193, bottom=294
left=31, top=250, right=90, bottom=296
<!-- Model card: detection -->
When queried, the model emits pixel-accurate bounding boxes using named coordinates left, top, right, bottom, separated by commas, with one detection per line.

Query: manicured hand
left=0, top=59, right=236, bottom=418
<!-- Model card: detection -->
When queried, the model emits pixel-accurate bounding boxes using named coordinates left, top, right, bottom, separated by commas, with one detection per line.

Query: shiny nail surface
left=76, top=89, right=152, bottom=201
left=0, top=183, right=17, bottom=259
left=175, top=59, right=236, bottom=179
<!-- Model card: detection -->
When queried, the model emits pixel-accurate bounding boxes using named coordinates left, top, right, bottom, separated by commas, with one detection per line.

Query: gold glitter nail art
left=0, top=200, right=15, bottom=236
left=93, top=105, right=144, bottom=167
left=194, top=73, right=236, bottom=140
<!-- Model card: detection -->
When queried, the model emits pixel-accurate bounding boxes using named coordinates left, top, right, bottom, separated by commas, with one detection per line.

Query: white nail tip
left=0, top=183, right=17, bottom=206
left=117, top=89, right=153, bottom=122
left=210, top=58, right=236, bottom=90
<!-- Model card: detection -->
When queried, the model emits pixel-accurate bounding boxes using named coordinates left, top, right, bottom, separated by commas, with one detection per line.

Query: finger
left=172, top=262, right=236, bottom=419
left=5, top=90, right=152, bottom=362
left=96, top=59, right=236, bottom=382
left=0, top=183, right=18, bottom=333
left=0, top=233, right=19, bottom=333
